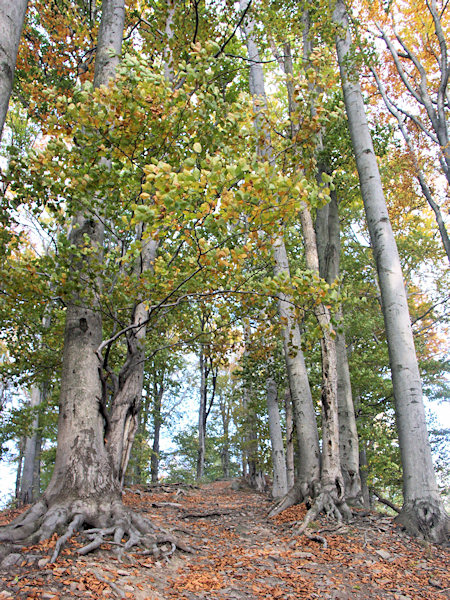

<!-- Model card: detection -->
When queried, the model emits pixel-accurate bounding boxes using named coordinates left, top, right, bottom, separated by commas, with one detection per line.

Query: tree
left=239, top=0, right=321, bottom=506
left=266, top=377, right=288, bottom=498
left=0, top=0, right=155, bottom=558
left=366, top=0, right=450, bottom=262
left=333, top=0, right=448, bottom=543
left=0, top=0, right=29, bottom=140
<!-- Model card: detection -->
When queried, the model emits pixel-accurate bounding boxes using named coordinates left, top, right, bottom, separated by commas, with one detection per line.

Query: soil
left=0, top=480, right=448, bottom=599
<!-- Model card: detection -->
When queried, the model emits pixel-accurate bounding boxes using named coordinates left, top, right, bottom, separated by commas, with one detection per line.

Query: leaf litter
left=0, top=480, right=448, bottom=599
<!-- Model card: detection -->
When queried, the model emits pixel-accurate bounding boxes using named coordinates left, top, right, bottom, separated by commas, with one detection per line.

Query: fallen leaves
left=0, top=481, right=449, bottom=600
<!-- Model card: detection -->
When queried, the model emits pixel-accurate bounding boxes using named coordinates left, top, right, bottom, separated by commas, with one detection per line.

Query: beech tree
left=239, top=0, right=321, bottom=506
left=0, top=0, right=164, bottom=558
left=367, top=0, right=450, bottom=262
left=333, top=0, right=448, bottom=543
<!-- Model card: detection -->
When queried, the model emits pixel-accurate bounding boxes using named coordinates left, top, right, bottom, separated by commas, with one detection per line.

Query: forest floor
left=0, top=480, right=448, bottom=600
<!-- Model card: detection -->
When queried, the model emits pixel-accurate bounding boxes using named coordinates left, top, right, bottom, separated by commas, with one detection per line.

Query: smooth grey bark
left=297, top=205, right=351, bottom=528
left=15, top=437, right=24, bottom=501
left=242, top=322, right=266, bottom=491
left=270, top=33, right=350, bottom=524
left=272, top=239, right=321, bottom=487
left=284, top=389, right=295, bottom=489
left=0, top=0, right=28, bottom=141
left=105, top=233, right=159, bottom=485
left=359, top=444, right=371, bottom=509
left=196, top=329, right=217, bottom=481
left=240, top=0, right=321, bottom=499
left=334, top=0, right=448, bottom=543
left=19, top=386, right=42, bottom=505
left=266, top=378, right=288, bottom=498
left=316, top=192, right=361, bottom=502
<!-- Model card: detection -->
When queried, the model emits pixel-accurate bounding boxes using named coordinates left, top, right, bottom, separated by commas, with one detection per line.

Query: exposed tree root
left=267, top=479, right=319, bottom=518
left=268, top=478, right=352, bottom=539
left=0, top=496, right=194, bottom=564
left=296, top=488, right=351, bottom=535
left=395, top=498, right=449, bottom=545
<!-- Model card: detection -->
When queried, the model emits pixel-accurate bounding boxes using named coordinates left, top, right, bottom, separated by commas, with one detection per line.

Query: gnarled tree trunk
left=316, top=191, right=361, bottom=502
left=0, top=0, right=175, bottom=561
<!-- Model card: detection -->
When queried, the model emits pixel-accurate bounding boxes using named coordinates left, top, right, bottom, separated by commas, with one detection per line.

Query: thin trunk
left=334, top=0, right=448, bottom=543
left=19, top=386, right=41, bottom=505
left=0, top=0, right=28, bottom=140
left=219, top=394, right=230, bottom=478
left=359, top=444, right=371, bottom=509
left=106, top=234, right=159, bottom=485
left=15, top=437, right=25, bottom=501
left=284, top=32, right=348, bottom=517
left=266, top=378, right=288, bottom=499
left=151, top=384, right=164, bottom=484
left=196, top=343, right=207, bottom=480
left=272, top=238, right=321, bottom=486
left=299, top=207, right=347, bottom=515
left=242, top=322, right=265, bottom=491
left=284, top=389, right=295, bottom=489
left=240, top=0, right=321, bottom=498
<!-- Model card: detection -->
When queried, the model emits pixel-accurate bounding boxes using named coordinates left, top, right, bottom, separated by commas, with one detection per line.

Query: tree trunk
left=316, top=191, right=361, bottom=502
left=219, top=392, right=231, bottom=478
left=240, top=0, right=321, bottom=503
left=151, top=384, right=164, bottom=484
left=106, top=235, right=159, bottom=485
left=334, top=0, right=448, bottom=543
left=15, top=437, right=24, bottom=501
left=359, top=444, right=371, bottom=509
left=18, top=386, right=42, bottom=505
left=0, top=0, right=28, bottom=140
left=266, top=378, right=288, bottom=499
left=284, top=389, right=295, bottom=489
left=297, top=206, right=350, bottom=527
left=0, top=0, right=150, bottom=557
left=196, top=343, right=207, bottom=480
left=242, top=322, right=266, bottom=492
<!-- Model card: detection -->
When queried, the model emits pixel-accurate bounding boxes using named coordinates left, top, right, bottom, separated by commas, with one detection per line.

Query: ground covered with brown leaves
left=0, top=480, right=448, bottom=599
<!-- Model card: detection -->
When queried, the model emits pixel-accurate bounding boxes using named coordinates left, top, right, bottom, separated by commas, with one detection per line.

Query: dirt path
left=0, top=480, right=448, bottom=599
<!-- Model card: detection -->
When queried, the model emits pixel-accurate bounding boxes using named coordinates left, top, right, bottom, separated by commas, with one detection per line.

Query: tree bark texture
left=19, top=385, right=42, bottom=505
left=0, top=0, right=28, bottom=140
left=334, top=0, right=448, bottom=543
left=284, top=390, right=295, bottom=489
left=266, top=378, right=288, bottom=499
left=316, top=191, right=361, bottom=501
left=272, top=238, right=321, bottom=486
